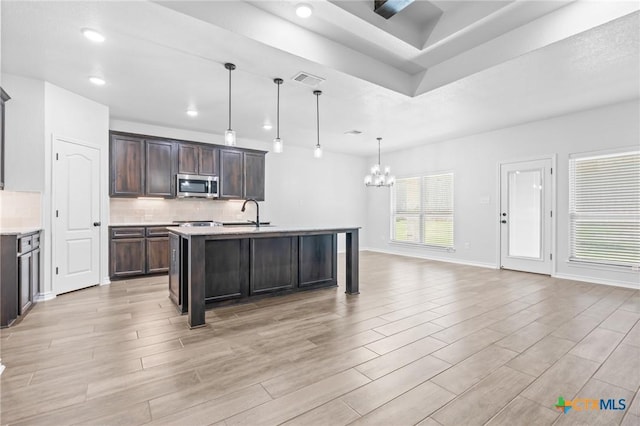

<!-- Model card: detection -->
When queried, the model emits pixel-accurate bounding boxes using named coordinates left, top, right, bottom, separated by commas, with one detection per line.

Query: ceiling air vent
left=344, top=130, right=363, bottom=135
left=292, top=71, right=325, bottom=87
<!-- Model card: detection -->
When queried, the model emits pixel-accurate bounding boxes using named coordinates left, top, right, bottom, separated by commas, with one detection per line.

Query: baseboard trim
left=552, top=273, right=639, bottom=290
left=361, top=247, right=498, bottom=270
left=35, top=291, right=56, bottom=302
left=101, top=277, right=111, bottom=286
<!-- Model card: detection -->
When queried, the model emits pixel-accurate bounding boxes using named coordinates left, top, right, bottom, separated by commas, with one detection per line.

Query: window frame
left=391, top=171, right=455, bottom=250
left=568, top=147, right=640, bottom=270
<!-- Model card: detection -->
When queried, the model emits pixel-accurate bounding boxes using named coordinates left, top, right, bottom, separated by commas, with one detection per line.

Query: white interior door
left=500, top=159, right=552, bottom=274
left=53, top=139, right=101, bottom=294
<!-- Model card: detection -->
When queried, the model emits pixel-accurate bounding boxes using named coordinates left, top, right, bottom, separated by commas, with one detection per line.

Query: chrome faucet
left=241, top=198, right=260, bottom=227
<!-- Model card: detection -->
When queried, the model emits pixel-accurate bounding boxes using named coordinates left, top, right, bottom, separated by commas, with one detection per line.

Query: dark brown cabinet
left=110, top=134, right=145, bottom=197
left=110, top=131, right=265, bottom=200
left=220, top=149, right=243, bottom=199
left=146, top=140, right=175, bottom=197
left=1, top=230, right=41, bottom=327
left=244, top=152, right=265, bottom=201
left=109, top=225, right=173, bottom=279
left=110, top=132, right=176, bottom=198
left=0, top=88, right=9, bottom=191
left=178, top=143, right=219, bottom=176
left=220, top=149, right=265, bottom=200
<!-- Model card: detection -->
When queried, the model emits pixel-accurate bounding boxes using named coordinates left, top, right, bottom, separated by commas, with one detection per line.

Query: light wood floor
left=1, top=251, right=639, bottom=425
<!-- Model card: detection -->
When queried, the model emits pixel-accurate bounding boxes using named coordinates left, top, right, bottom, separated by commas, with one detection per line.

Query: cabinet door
left=110, top=238, right=145, bottom=278
left=18, top=252, right=31, bottom=315
left=110, top=134, right=145, bottom=197
left=146, top=140, right=174, bottom=197
left=199, top=146, right=219, bottom=176
left=220, top=149, right=243, bottom=199
left=244, top=152, right=265, bottom=201
left=146, top=237, right=169, bottom=274
left=178, top=143, right=199, bottom=175
left=31, top=248, right=40, bottom=302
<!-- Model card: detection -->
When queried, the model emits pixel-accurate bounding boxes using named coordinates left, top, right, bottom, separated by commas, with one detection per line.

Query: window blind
left=392, top=173, right=454, bottom=248
left=569, top=151, right=640, bottom=267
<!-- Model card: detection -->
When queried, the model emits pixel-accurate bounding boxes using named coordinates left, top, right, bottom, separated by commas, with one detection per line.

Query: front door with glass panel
left=500, top=159, right=552, bottom=274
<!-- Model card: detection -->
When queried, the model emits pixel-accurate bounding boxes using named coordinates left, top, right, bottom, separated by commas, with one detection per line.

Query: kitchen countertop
left=0, top=227, right=42, bottom=236
left=169, top=225, right=360, bottom=237
left=109, top=222, right=178, bottom=227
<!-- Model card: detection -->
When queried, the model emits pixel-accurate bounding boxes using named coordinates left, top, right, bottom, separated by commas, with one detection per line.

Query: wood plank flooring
left=1, top=251, right=639, bottom=425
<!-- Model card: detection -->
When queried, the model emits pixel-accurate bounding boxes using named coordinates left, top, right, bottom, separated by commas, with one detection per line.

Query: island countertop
left=168, top=225, right=361, bottom=237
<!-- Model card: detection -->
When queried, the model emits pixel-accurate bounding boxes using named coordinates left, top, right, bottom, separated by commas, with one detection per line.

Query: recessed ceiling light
left=81, top=28, right=105, bottom=43
left=263, top=123, right=273, bottom=130
left=186, top=109, right=198, bottom=117
left=89, top=76, right=106, bottom=86
left=295, top=3, right=313, bottom=18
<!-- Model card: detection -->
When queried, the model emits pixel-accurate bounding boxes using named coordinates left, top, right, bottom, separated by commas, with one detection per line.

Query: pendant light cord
left=276, top=82, right=280, bottom=139
left=228, top=67, right=232, bottom=130
left=378, top=138, right=381, bottom=165
left=316, top=92, right=320, bottom=147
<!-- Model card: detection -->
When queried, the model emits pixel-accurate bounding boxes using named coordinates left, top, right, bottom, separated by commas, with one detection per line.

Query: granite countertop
left=0, top=227, right=42, bottom=236
left=169, top=225, right=360, bottom=237
left=109, top=222, right=178, bottom=227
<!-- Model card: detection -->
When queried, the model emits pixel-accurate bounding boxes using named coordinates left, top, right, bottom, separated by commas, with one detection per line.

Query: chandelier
left=364, top=137, right=394, bottom=187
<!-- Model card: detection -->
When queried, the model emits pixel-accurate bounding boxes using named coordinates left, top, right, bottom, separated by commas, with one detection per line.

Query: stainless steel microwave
left=176, top=174, right=219, bottom=198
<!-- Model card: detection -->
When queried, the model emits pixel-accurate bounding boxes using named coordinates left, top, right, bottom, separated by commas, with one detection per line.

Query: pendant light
left=364, top=137, right=395, bottom=187
left=313, top=90, right=322, bottom=158
left=273, top=78, right=283, bottom=153
left=224, top=62, right=236, bottom=146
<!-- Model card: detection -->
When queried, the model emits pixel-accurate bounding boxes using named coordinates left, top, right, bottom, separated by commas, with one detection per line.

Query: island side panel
left=298, top=233, right=337, bottom=288
left=250, top=237, right=297, bottom=295
left=187, top=235, right=206, bottom=328
left=345, top=229, right=359, bottom=294
left=204, top=239, right=247, bottom=302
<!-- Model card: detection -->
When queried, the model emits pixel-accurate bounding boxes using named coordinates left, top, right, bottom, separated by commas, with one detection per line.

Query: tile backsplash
left=109, top=198, right=254, bottom=224
left=0, top=191, right=42, bottom=228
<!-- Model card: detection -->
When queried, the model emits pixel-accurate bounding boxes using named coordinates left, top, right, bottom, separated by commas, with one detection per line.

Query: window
left=569, top=150, right=640, bottom=268
left=392, top=173, right=454, bottom=248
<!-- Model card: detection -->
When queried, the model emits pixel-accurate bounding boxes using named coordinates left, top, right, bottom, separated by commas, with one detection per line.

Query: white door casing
left=53, top=138, right=101, bottom=294
left=500, top=158, right=553, bottom=275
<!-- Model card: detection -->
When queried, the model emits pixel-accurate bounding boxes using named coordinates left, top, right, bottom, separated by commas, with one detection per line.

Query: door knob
left=501, top=220, right=507, bottom=224
left=502, top=213, right=507, bottom=216
left=93, top=222, right=101, bottom=227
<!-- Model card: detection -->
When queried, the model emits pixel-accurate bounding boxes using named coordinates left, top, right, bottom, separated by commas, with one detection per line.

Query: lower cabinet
left=109, top=225, right=173, bottom=279
left=0, top=230, right=42, bottom=327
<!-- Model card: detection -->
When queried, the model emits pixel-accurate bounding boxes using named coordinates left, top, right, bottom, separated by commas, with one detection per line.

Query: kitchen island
left=168, top=226, right=360, bottom=328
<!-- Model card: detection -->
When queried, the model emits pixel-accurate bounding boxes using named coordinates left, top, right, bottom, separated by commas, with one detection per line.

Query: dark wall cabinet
left=110, top=131, right=265, bottom=200
left=178, top=143, right=219, bottom=176
left=1, top=230, right=41, bottom=327
left=109, top=225, right=173, bottom=279
left=110, top=132, right=176, bottom=198
left=220, top=149, right=266, bottom=201
left=1, top=88, right=11, bottom=190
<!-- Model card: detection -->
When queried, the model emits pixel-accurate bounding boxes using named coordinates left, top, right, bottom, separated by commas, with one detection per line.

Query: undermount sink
left=222, top=221, right=271, bottom=227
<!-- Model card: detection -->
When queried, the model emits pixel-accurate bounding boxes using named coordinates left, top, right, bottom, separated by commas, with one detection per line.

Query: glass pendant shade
left=225, top=129, right=236, bottom=146
left=314, top=145, right=322, bottom=158
left=273, top=137, right=283, bottom=153
left=364, top=137, right=394, bottom=187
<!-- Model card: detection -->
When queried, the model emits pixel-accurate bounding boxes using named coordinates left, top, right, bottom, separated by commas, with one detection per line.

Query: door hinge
left=56, top=210, right=59, bottom=218
left=56, top=267, right=59, bottom=275
left=550, top=210, right=553, bottom=218
left=550, top=254, right=553, bottom=260
left=550, top=167, right=553, bottom=174
left=56, top=153, right=59, bottom=161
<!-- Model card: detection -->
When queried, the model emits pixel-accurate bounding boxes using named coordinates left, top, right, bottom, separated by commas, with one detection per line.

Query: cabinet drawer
left=18, top=236, right=32, bottom=254
left=146, top=226, right=171, bottom=237
left=31, top=233, right=40, bottom=249
left=110, top=227, right=145, bottom=239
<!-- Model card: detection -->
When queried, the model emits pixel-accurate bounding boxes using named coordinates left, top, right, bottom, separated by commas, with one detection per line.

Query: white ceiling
left=2, top=1, right=639, bottom=157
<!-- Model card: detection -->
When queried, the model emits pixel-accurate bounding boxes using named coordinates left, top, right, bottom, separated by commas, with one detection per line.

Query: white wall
left=109, top=120, right=369, bottom=251
left=2, top=74, right=45, bottom=191
left=366, top=100, right=640, bottom=288
left=43, top=83, right=110, bottom=297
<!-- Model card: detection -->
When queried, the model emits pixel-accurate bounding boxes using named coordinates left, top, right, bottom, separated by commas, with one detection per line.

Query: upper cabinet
left=0, top=88, right=10, bottom=191
left=110, top=133, right=145, bottom=197
left=244, top=152, right=265, bottom=201
left=178, top=143, right=219, bottom=176
left=110, top=131, right=265, bottom=200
